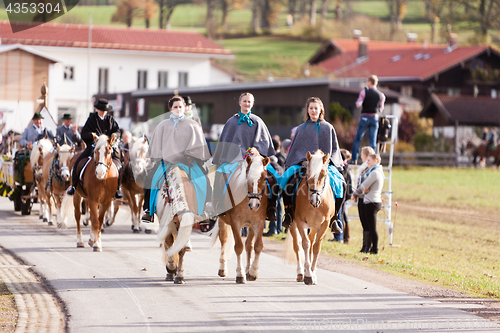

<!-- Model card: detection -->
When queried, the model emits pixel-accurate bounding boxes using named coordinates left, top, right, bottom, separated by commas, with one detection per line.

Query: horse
left=463, top=138, right=500, bottom=167
left=71, top=134, right=119, bottom=251
left=284, top=150, right=337, bottom=285
left=211, top=150, right=270, bottom=284
left=122, top=136, right=148, bottom=233
left=31, top=138, right=55, bottom=221
left=39, top=142, right=75, bottom=226
left=155, top=163, right=205, bottom=284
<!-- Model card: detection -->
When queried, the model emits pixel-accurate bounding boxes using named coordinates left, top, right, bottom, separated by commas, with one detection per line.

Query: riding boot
left=113, top=159, right=123, bottom=199
left=281, top=186, right=294, bottom=228
left=141, top=188, right=154, bottom=223
left=66, top=163, right=79, bottom=195
left=266, top=196, right=277, bottom=222
left=360, top=231, right=370, bottom=253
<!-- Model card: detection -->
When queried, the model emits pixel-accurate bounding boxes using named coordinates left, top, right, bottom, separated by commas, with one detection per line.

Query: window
left=138, top=70, right=148, bottom=90
left=401, top=86, right=413, bottom=97
left=158, top=71, right=168, bottom=88
left=98, top=68, right=108, bottom=94
left=178, top=72, right=188, bottom=87
left=63, top=66, right=74, bottom=80
left=447, top=88, right=461, bottom=96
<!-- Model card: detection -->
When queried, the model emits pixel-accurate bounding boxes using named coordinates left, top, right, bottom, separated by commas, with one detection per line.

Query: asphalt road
left=0, top=197, right=499, bottom=333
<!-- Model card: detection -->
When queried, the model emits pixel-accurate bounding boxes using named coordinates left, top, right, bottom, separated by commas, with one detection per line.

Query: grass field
left=270, top=166, right=500, bottom=300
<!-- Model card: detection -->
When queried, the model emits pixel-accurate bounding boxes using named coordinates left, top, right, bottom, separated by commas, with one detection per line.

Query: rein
left=246, top=163, right=266, bottom=201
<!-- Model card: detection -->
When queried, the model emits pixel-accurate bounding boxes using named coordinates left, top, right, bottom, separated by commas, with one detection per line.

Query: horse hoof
left=47, top=221, right=53, bottom=226
left=133, top=229, right=140, bottom=234
left=43, top=218, right=48, bottom=223
left=236, top=276, right=246, bottom=284
left=304, top=276, right=314, bottom=285
left=174, top=277, right=185, bottom=284
left=76, top=242, right=84, bottom=248
left=93, top=246, right=102, bottom=252
left=144, top=229, right=152, bottom=234
left=106, top=220, right=113, bottom=226
left=246, top=273, right=258, bottom=281
left=218, top=270, right=226, bottom=277
left=165, top=273, right=175, bottom=281
left=88, top=240, right=94, bottom=247
left=82, top=221, right=89, bottom=227
left=297, top=274, right=304, bottom=282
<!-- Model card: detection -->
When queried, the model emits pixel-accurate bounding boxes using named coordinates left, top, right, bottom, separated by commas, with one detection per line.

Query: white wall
left=33, top=46, right=233, bottom=126
left=210, top=65, right=234, bottom=85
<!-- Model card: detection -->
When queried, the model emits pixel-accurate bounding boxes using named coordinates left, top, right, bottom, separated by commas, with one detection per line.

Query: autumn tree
left=112, top=0, right=142, bottom=27
left=143, top=0, right=159, bottom=28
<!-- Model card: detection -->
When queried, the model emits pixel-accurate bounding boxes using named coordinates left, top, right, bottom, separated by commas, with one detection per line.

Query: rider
left=66, top=99, right=123, bottom=199
left=141, top=95, right=211, bottom=223
left=280, top=97, right=344, bottom=233
left=211, top=92, right=277, bottom=219
left=482, top=127, right=495, bottom=157
left=56, top=113, right=82, bottom=146
left=20, top=112, right=55, bottom=150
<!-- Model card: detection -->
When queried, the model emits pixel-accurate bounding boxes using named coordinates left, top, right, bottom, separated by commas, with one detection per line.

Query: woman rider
left=280, top=97, right=345, bottom=232
left=141, top=96, right=211, bottom=223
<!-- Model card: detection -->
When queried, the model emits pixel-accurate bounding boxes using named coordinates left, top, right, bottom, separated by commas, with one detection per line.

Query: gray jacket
left=20, top=125, right=55, bottom=148
left=56, top=125, right=81, bottom=145
left=353, top=164, right=384, bottom=204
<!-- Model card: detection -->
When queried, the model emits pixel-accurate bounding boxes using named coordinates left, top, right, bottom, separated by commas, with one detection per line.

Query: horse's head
left=93, top=133, right=116, bottom=180
left=55, top=143, right=75, bottom=182
left=130, top=135, right=149, bottom=176
left=245, top=148, right=269, bottom=211
left=305, top=150, right=330, bottom=208
left=31, top=138, right=54, bottom=179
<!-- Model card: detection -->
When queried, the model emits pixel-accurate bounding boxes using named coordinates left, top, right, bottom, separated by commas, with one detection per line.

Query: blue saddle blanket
left=149, top=161, right=207, bottom=215
left=279, top=164, right=344, bottom=199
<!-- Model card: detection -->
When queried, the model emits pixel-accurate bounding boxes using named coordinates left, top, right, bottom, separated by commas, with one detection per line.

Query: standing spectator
left=350, top=75, right=386, bottom=164
left=121, top=130, right=132, bottom=151
left=56, top=114, right=81, bottom=145
left=353, top=146, right=375, bottom=252
left=273, top=135, right=286, bottom=168
left=353, top=153, right=384, bottom=254
left=282, top=139, right=291, bottom=156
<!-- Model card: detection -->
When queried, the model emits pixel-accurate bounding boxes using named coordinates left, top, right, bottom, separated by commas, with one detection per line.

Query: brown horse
left=284, top=150, right=336, bottom=285
left=156, top=164, right=205, bottom=284
left=122, top=136, right=148, bottom=232
left=464, top=138, right=500, bottom=167
left=72, top=134, right=119, bottom=251
left=31, top=138, right=55, bottom=222
left=38, top=142, right=75, bottom=226
left=211, top=150, right=270, bottom=284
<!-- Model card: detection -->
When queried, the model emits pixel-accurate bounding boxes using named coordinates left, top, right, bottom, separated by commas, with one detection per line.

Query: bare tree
left=206, top=0, right=217, bottom=39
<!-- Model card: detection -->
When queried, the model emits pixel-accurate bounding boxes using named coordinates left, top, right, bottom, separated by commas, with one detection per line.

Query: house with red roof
left=309, top=36, right=500, bottom=110
left=0, top=21, right=234, bottom=129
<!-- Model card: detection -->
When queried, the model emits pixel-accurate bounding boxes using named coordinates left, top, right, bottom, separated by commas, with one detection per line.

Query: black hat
left=62, top=113, right=73, bottom=120
left=32, top=112, right=44, bottom=120
left=94, top=98, right=112, bottom=112
left=183, top=96, right=193, bottom=105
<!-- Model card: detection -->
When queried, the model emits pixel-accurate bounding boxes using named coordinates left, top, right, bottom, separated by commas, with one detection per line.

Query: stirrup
left=141, top=210, right=154, bottom=223
left=330, top=218, right=343, bottom=234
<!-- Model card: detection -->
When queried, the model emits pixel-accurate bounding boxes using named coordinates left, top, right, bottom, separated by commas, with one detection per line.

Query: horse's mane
left=31, top=138, right=53, bottom=166
left=130, top=136, right=148, bottom=159
left=309, top=150, right=324, bottom=179
left=95, top=135, right=109, bottom=150
left=58, top=143, right=72, bottom=153
left=247, top=153, right=264, bottom=182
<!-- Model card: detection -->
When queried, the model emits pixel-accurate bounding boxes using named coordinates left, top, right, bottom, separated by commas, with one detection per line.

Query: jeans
left=351, top=115, right=379, bottom=162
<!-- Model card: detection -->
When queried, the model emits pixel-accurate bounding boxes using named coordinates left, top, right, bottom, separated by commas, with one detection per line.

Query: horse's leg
left=218, top=218, right=230, bottom=277
left=164, top=234, right=177, bottom=281
left=87, top=200, right=100, bottom=250
left=95, top=200, right=111, bottom=252
left=73, top=194, right=84, bottom=248
left=46, top=191, right=54, bottom=226
left=230, top=221, right=246, bottom=284
left=174, top=247, right=187, bottom=284
left=297, top=222, right=313, bottom=285
left=310, top=221, right=329, bottom=285
left=289, top=223, right=304, bottom=281
left=247, top=219, right=265, bottom=281
left=244, top=226, right=254, bottom=278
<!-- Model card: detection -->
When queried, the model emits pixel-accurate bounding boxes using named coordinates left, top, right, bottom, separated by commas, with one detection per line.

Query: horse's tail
left=57, top=193, right=75, bottom=228
left=165, top=212, right=194, bottom=257
left=208, top=220, right=220, bottom=251
left=219, top=220, right=234, bottom=262
left=282, top=226, right=304, bottom=264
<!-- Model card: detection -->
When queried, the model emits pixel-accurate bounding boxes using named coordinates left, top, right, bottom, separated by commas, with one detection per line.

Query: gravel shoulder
left=262, top=237, right=500, bottom=323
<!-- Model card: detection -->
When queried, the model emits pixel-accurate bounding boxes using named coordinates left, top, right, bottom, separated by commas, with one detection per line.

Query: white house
left=0, top=21, right=235, bottom=128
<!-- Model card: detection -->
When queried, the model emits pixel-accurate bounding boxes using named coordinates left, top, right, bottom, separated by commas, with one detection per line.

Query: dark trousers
left=358, top=198, right=368, bottom=231
left=71, top=146, right=122, bottom=191
left=364, top=201, right=382, bottom=251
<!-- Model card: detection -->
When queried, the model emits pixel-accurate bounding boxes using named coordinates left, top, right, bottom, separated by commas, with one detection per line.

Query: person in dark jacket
left=56, top=114, right=81, bottom=145
left=66, top=99, right=123, bottom=198
left=350, top=75, right=386, bottom=163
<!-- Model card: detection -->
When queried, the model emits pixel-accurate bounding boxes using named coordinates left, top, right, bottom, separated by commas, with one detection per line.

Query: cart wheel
left=21, top=188, right=32, bottom=215
left=13, top=189, right=21, bottom=212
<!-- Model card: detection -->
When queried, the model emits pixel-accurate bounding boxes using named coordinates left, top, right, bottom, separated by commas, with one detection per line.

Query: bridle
left=94, top=146, right=112, bottom=173
left=246, top=164, right=266, bottom=201
left=305, top=168, right=328, bottom=198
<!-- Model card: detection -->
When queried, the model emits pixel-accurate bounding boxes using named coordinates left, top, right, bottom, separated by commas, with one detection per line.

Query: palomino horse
left=72, top=134, right=119, bottom=251
left=40, top=142, right=75, bottom=226
left=211, top=150, right=270, bottom=284
left=122, top=136, right=148, bottom=233
left=155, top=163, right=203, bottom=284
left=284, top=150, right=337, bottom=285
left=31, top=138, right=55, bottom=221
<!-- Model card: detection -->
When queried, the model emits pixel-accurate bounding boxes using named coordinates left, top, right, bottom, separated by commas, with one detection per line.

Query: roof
left=420, top=94, right=500, bottom=126
left=0, top=21, right=232, bottom=57
left=0, top=43, right=61, bottom=62
left=310, top=39, right=499, bottom=81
